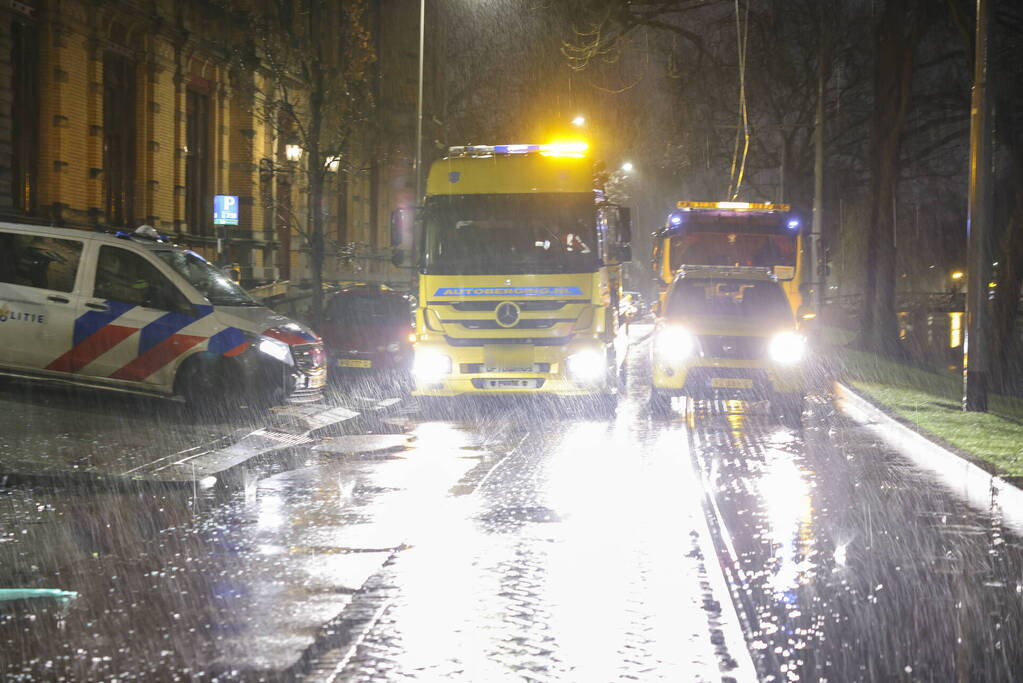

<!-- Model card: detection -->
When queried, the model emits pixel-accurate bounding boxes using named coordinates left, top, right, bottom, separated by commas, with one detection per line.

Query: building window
left=185, top=88, right=212, bottom=236
left=103, top=51, right=136, bottom=226
left=11, top=20, right=39, bottom=214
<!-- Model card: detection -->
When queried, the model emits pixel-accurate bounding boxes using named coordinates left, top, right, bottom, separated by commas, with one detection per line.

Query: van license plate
left=711, top=377, right=753, bottom=389
left=340, top=359, right=372, bottom=368
left=484, top=379, right=539, bottom=389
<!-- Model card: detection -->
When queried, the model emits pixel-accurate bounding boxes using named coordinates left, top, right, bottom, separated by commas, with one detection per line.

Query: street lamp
left=621, top=162, right=634, bottom=173
left=415, top=0, right=426, bottom=204
left=285, top=144, right=303, bottom=163
left=572, top=115, right=586, bottom=127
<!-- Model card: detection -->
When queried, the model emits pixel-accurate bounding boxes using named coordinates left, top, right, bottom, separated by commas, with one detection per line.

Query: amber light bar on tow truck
left=447, top=142, right=589, bottom=159
left=676, top=201, right=791, bottom=211
left=676, top=264, right=776, bottom=279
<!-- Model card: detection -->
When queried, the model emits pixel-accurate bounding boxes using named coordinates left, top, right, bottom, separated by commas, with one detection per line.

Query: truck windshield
left=154, top=250, right=258, bottom=306
left=666, top=279, right=792, bottom=320
left=665, top=213, right=798, bottom=271
left=423, top=194, right=599, bottom=275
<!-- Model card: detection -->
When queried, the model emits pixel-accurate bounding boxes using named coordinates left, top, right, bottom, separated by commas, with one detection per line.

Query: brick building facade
left=0, top=0, right=426, bottom=291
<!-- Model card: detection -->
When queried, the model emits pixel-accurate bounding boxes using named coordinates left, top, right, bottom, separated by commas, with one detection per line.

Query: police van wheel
left=177, top=358, right=228, bottom=412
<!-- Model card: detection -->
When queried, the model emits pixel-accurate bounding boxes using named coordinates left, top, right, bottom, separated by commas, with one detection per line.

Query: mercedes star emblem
left=495, top=301, right=520, bottom=328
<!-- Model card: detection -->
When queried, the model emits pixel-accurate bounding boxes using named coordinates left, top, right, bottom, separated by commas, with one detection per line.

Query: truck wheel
left=771, top=392, right=805, bottom=425
left=649, top=388, right=673, bottom=416
left=417, top=396, right=451, bottom=419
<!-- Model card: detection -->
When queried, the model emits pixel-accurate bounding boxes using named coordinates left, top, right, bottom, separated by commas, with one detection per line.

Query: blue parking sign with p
left=214, top=195, right=240, bottom=226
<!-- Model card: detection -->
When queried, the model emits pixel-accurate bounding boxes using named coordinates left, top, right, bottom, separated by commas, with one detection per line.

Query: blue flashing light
left=493, top=144, right=541, bottom=154
left=787, top=219, right=800, bottom=230
left=668, top=211, right=685, bottom=227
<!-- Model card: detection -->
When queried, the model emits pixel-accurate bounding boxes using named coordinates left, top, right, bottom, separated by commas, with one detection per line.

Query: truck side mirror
left=390, top=207, right=415, bottom=250
left=617, top=207, right=632, bottom=263
left=618, top=206, right=632, bottom=244
left=391, top=248, right=405, bottom=267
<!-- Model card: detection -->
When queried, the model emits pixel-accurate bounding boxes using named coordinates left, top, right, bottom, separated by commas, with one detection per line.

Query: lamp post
left=414, top=0, right=425, bottom=205
left=963, top=0, right=992, bottom=412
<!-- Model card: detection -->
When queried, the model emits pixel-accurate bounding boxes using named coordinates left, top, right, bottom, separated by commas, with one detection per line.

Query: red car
left=321, top=285, right=415, bottom=389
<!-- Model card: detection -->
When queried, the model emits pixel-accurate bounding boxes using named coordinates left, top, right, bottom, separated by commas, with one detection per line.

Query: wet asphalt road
left=3, top=338, right=1023, bottom=681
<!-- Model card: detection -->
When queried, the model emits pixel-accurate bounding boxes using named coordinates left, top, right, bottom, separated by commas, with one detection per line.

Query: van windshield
left=154, top=250, right=258, bottom=306
left=665, top=279, right=791, bottom=320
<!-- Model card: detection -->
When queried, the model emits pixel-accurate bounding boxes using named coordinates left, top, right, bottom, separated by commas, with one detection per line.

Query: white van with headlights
left=649, top=266, right=806, bottom=419
left=0, top=223, right=325, bottom=405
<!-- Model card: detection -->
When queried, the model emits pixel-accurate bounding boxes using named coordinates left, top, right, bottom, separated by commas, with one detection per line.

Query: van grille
left=697, top=335, right=766, bottom=360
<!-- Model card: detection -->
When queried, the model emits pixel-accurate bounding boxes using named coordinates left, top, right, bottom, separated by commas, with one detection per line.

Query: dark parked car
left=321, top=284, right=415, bottom=391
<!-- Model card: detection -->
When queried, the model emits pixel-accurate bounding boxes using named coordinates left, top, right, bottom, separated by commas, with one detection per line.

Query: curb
left=834, top=382, right=1023, bottom=535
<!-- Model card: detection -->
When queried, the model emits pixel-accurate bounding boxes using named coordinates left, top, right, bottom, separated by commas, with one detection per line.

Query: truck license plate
left=340, top=359, right=372, bottom=368
left=710, top=377, right=753, bottom=389
left=484, top=379, right=539, bottom=389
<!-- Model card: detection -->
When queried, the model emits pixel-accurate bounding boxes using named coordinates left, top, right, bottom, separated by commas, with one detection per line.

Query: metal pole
left=414, top=0, right=425, bottom=205
left=964, top=0, right=991, bottom=412
left=811, top=48, right=825, bottom=316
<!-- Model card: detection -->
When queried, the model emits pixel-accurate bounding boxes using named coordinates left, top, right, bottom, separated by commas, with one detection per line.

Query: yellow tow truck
left=395, top=141, right=632, bottom=405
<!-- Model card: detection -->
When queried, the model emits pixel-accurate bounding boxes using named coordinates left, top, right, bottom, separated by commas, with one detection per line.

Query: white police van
left=0, top=223, right=325, bottom=405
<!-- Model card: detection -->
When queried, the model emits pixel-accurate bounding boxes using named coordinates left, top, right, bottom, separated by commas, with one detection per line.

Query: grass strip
left=835, top=343, right=1023, bottom=478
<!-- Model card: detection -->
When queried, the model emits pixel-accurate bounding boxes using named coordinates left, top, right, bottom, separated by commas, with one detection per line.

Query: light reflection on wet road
left=326, top=411, right=751, bottom=682
left=3, top=341, right=1023, bottom=680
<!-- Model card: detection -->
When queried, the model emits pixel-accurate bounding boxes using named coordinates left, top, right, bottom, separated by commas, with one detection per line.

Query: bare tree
left=231, top=0, right=376, bottom=325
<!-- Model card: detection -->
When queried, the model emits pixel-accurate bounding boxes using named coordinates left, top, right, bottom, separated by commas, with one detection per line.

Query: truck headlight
left=768, top=331, right=806, bottom=364
left=413, top=348, right=452, bottom=381
left=566, top=348, right=605, bottom=382
left=258, top=336, right=293, bottom=364
left=654, top=326, right=696, bottom=364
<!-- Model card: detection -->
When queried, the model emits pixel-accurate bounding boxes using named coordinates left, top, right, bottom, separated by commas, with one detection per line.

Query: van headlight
left=566, top=349, right=605, bottom=382
left=654, top=326, right=697, bottom=364
left=768, top=331, right=806, bottom=364
left=413, top=348, right=452, bottom=381
left=258, top=336, right=293, bottom=364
